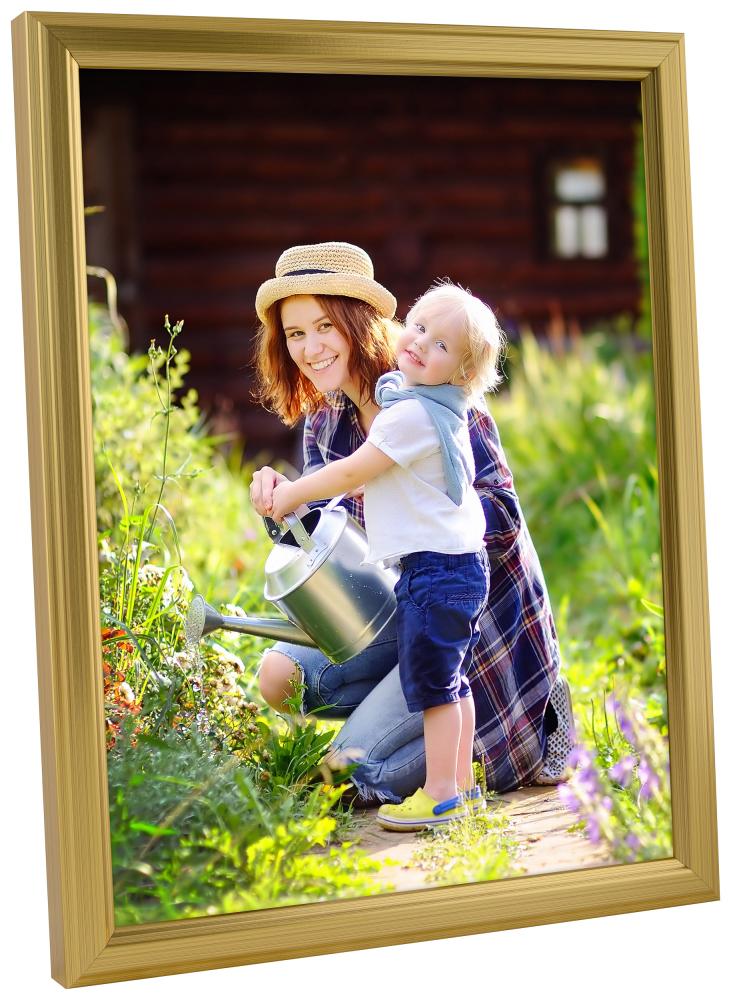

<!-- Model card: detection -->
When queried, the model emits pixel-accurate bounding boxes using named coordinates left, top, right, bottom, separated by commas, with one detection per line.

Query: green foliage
left=109, top=728, right=385, bottom=924
left=91, top=307, right=201, bottom=536
left=90, top=302, right=267, bottom=600
left=92, top=303, right=377, bottom=922
left=492, top=331, right=659, bottom=629
left=490, top=324, right=669, bottom=859
left=495, top=342, right=666, bottom=757
left=409, top=809, right=520, bottom=884
left=259, top=712, right=340, bottom=791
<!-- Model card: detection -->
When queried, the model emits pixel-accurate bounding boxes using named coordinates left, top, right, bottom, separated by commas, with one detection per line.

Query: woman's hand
left=269, top=481, right=301, bottom=523
left=249, top=466, right=289, bottom=517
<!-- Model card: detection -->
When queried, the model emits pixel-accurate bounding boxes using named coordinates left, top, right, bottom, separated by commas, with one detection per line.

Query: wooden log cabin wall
left=80, top=70, right=643, bottom=463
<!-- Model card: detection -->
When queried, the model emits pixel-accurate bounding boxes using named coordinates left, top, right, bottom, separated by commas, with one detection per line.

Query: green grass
left=408, top=806, right=521, bottom=884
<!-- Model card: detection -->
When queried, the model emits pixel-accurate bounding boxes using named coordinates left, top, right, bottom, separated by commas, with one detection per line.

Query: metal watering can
left=185, top=498, right=398, bottom=663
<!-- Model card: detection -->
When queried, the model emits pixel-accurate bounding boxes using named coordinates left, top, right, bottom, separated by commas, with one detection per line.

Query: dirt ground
left=351, top=786, right=614, bottom=892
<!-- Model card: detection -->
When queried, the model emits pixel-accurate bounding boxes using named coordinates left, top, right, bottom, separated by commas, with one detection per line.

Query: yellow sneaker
left=376, top=788, right=468, bottom=831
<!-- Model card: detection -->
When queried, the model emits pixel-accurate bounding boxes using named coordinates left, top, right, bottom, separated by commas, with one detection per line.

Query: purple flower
left=601, top=796, right=614, bottom=813
left=614, top=706, right=638, bottom=747
left=638, top=757, right=660, bottom=799
left=621, top=833, right=641, bottom=862
left=585, top=815, right=602, bottom=844
left=575, top=765, right=600, bottom=797
left=606, top=695, right=638, bottom=746
left=609, top=754, right=636, bottom=787
left=558, top=783, right=581, bottom=813
left=568, top=745, right=594, bottom=770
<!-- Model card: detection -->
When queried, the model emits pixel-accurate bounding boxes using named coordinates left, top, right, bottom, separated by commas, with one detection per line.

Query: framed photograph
left=11, top=11, right=718, bottom=988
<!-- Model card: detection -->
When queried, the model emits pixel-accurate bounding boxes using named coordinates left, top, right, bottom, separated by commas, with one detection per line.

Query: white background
left=2, top=2, right=726, bottom=996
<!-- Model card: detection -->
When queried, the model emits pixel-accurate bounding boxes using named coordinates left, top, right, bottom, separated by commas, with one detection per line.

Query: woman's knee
left=258, top=651, right=301, bottom=711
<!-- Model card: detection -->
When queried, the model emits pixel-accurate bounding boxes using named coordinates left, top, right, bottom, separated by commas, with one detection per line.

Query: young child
left=268, top=281, right=504, bottom=830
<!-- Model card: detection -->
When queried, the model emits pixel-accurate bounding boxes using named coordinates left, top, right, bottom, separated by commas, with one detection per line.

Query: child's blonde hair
left=406, top=280, right=505, bottom=406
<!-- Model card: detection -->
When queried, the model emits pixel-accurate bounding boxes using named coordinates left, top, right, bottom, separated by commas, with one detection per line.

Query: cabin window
left=548, top=158, right=609, bottom=259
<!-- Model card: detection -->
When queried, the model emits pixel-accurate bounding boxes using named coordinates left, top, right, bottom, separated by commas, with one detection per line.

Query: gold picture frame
left=11, top=11, right=718, bottom=988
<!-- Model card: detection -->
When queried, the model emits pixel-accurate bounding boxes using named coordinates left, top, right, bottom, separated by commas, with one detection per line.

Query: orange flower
left=101, top=628, right=133, bottom=654
left=102, top=627, right=125, bottom=640
left=105, top=718, right=121, bottom=750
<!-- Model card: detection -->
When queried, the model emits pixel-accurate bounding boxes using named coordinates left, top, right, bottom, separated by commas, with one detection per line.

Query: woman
left=249, top=241, right=573, bottom=801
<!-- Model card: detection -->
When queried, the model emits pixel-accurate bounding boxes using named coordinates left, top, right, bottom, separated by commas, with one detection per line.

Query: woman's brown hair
left=253, top=295, right=399, bottom=426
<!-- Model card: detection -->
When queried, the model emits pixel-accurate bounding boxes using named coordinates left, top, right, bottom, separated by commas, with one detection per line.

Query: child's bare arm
left=269, top=442, right=394, bottom=522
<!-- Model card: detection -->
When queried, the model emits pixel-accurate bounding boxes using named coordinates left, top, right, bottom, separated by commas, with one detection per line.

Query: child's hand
left=250, top=466, right=289, bottom=516
left=345, top=484, right=366, bottom=500
left=269, top=481, right=299, bottom=523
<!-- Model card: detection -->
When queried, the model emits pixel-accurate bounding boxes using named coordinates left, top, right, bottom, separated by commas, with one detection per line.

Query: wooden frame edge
left=641, top=40, right=719, bottom=888
left=11, top=10, right=718, bottom=988
left=12, top=11, right=114, bottom=987
left=38, top=12, right=680, bottom=76
left=78, top=859, right=714, bottom=986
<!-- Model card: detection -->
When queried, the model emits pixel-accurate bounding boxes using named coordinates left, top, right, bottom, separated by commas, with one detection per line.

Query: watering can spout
left=185, top=502, right=397, bottom=663
left=184, top=595, right=316, bottom=648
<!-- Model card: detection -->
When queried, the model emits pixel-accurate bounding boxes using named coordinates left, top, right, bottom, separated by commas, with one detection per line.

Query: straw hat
left=255, top=242, right=397, bottom=321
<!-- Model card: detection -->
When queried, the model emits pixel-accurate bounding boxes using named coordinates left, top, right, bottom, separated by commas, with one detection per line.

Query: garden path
left=351, top=786, right=614, bottom=892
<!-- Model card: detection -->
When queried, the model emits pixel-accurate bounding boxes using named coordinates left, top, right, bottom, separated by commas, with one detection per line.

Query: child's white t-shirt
left=363, top=398, right=486, bottom=566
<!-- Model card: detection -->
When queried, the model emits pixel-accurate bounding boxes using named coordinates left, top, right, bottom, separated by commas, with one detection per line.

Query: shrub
left=491, top=330, right=659, bottom=636
left=109, top=728, right=386, bottom=924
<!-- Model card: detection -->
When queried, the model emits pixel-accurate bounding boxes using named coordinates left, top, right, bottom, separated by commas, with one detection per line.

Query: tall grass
left=91, top=302, right=266, bottom=601
left=492, top=330, right=659, bottom=630
left=491, top=331, right=663, bottom=702
left=490, top=326, right=669, bottom=860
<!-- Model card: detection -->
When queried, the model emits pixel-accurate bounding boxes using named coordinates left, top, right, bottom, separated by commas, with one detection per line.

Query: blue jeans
left=266, top=614, right=426, bottom=803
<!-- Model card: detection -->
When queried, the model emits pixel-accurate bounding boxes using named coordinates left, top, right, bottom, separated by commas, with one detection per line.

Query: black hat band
left=283, top=268, right=337, bottom=276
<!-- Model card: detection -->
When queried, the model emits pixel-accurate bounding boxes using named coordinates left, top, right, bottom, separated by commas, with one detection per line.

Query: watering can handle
left=262, top=516, right=283, bottom=542
left=261, top=510, right=315, bottom=553
left=282, top=511, right=315, bottom=552
left=324, top=493, right=347, bottom=511
left=263, top=494, right=346, bottom=550
left=262, top=514, right=311, bottom=549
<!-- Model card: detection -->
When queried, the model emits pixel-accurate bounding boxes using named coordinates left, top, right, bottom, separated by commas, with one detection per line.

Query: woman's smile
left=309, top=355, right=338, bottom=372
left=280, top=294, right=361, bottom=399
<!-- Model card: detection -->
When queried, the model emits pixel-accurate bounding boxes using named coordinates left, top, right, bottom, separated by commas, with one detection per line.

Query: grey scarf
left=374, top=370, right=471, bottom=505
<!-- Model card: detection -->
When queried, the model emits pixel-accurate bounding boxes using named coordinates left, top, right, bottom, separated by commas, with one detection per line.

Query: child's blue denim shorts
left=395, top=548, right=489, bottom=714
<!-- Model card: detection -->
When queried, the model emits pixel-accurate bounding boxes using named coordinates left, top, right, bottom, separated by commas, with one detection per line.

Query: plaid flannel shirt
left=302, top=391, right=561, bottom=791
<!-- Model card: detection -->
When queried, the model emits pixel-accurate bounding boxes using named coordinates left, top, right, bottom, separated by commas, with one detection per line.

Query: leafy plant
left=90, top=301, right=266, bottom=599
left=109, top=728, right=386, bottom=924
